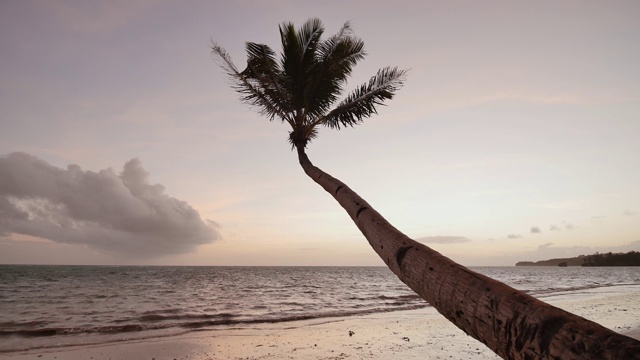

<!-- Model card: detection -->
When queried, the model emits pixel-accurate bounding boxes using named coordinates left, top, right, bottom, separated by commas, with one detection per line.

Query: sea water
left=1, top=265, right=639, bottom=352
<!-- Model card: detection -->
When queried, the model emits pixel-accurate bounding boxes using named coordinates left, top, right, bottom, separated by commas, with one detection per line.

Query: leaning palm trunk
left=213, top=18, right=640, bottom=359
left=296, top=145, right=640, bottom=360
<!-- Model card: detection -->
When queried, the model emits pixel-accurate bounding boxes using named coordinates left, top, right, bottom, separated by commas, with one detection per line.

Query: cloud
left=416, top=236, right=472, bottom=244
left=297, top=247, right=319, bottom=252
left=537, top=242, right=553, bottom=250
left=0, top=152, right=219, bottom=257
left=530, top=226, right=541, bottom=234
left=624, top=210, right=636, bottom=217
left=549, top=221, right=573, bottom=231
left=507, top=234, right=522, bottom=239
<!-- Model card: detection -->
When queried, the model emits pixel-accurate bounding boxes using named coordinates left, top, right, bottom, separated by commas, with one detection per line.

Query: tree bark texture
left=296, top=146, right=640, bottom=360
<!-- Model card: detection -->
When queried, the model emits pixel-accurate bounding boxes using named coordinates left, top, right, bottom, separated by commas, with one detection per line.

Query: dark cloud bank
left=0, top=152, right=219, bottom=257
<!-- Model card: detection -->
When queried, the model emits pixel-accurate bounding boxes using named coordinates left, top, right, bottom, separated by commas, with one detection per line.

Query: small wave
left=0, top=320, right=49, bottom=328
left=141, top=308, right=182, bottom=315
left=279, top=302, right=306, bottom=307
left=377, top=294, right=420, bottom=300
left=0, top=328, right=62, bottom=337
left=348, top=294, right=420, bottom=301
left=186, top=304, right=429, bottom=329
left=0, top=323, right=154, bottom=338
left=528, top=282, right=638, bottom=297
left=138, top=313, right=236, bottom=323
left=0, top=305, right=429, bottom=339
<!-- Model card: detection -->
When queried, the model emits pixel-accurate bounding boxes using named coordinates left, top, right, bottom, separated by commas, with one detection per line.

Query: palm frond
left=210, top=42, right=240, bottom=80
left=211, top=42, right=293, bottom=125
left=279, top=19, right=325, bottom=113
left=320, top=67, right=407, bottom=129
left=243, top=42, right=279, bottom=78
left=304, top=25, right=367, bottom=118
left=242, top=42, right=293, bottom=115
left=212, top=19, right=407, bottom=148
left=298, top=18, right=324, bottom=61
left=315, top=21, right=365, bottom=78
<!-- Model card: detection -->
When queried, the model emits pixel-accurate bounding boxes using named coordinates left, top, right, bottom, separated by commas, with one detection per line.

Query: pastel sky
left=1, top=1, right=639, bottom=266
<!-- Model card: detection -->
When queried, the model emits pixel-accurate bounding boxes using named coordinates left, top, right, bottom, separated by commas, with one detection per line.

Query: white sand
left=4, top=286, right=640, bottom=360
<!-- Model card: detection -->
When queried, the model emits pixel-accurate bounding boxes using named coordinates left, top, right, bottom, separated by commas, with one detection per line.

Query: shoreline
left=4, top=286, right=640, bottom=359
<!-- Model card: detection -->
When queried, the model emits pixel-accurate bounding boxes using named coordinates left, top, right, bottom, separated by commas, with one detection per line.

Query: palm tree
left=211, top=18, right=639, bottom=359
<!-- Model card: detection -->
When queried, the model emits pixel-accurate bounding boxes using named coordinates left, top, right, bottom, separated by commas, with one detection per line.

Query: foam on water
left=1, top=265, right=638, bottom=352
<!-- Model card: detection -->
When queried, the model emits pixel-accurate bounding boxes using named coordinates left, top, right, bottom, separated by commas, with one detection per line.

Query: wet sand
left=5, top=286, right=640, bottom=360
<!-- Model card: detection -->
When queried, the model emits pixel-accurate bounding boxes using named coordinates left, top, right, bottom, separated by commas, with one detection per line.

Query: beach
left=5, top=285, right=639, bottom=360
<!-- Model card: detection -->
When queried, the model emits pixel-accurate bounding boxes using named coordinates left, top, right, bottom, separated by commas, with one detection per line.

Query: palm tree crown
left=211, top=19, right=640, bottom=359
left=211, top=18, right=407, bottom=148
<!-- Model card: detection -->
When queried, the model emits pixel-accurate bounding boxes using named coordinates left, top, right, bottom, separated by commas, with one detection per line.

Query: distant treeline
left=582, top=251, right=640, bottom=266
left=516, top=251, right=640, bottom=267
left=516, top=256, right=585, bottom=267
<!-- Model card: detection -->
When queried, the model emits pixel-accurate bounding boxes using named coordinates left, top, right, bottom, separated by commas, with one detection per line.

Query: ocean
left=1, top=265, right=639, bottom=353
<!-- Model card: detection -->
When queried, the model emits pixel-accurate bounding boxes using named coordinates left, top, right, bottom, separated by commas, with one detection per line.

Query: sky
left=1, top=0, right=639, bottom=266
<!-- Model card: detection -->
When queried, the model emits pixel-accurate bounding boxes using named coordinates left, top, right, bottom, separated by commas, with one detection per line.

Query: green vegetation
left=516, top=256, right=585, bottom=266
left=515, top=251, right=640, bottom=266
left=211, top=18, right=406, bottom=151
left=583, top=251, right=640, bottom=266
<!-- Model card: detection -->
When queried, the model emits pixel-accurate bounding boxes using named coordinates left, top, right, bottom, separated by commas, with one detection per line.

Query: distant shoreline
left=516, top=250, right=640, bottom=267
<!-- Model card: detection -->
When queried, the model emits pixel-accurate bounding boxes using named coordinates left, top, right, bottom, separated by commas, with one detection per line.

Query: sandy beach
left=4, top=285, right=640, bottom=360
